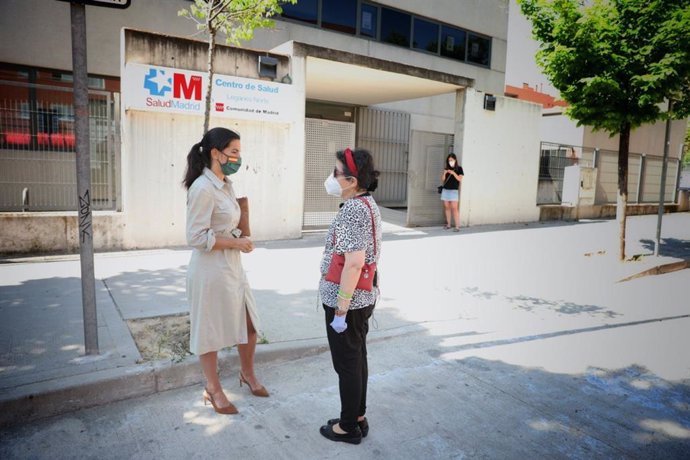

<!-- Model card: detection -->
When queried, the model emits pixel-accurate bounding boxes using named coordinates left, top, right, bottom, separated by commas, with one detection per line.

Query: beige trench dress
left=186, top=168, right=261, bottom=355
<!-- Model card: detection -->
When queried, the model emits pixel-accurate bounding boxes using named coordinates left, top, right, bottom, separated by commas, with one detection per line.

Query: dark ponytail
left=183, top=127, right=240, bottom=189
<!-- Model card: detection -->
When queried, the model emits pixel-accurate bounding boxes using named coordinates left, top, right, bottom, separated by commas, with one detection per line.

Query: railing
left=537, top=143, right=593, bottom=204
left=0, top=80, right=118, bottom=211
left=537, top=142, right=680, bottom=205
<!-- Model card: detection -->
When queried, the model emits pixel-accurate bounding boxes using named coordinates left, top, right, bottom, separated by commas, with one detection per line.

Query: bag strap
left=330, top=196, right=377, bottom=257
left=356, top=196, right=377, bottom=258
left=442, top=169, right=454, bottom=186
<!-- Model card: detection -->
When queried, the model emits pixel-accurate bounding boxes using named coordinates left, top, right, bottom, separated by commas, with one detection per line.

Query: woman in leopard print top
left=318, top=148, right=382, bottom=445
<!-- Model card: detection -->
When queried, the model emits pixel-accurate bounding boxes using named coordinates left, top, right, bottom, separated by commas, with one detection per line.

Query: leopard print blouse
left=319, top=194, right=382, bottom=309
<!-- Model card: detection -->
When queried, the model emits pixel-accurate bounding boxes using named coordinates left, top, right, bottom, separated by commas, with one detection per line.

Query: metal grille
left=537, top=143, right=594, bottom=204
left=0, top=80, right=118, bottom=211
left=303, top=118, right=355, bottom=228
left=538, top=142, right=681, bottom=205
left=641, top=156, right=679, bottom=203
left=356, top=107, right=410, bottom=207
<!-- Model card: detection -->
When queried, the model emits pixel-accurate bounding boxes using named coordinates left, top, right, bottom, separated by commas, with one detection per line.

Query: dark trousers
left=324, top=304, right=374, bottom=433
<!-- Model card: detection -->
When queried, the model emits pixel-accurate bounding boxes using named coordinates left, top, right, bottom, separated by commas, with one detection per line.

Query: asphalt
left=1, top=210, right=689, bottom=439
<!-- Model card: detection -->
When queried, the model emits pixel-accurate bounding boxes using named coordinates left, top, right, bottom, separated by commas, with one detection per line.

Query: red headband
left=344, top=148, right=358, bottom=177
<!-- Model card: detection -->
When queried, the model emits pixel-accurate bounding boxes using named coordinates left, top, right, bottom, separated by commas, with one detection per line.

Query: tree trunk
left=616, top=123, right=631, bottom=261
left=203, top=15, right=216, bottom=134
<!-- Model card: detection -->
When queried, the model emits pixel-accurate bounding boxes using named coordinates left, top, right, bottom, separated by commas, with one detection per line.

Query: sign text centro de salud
left=123, top=63, right=294, bottom=123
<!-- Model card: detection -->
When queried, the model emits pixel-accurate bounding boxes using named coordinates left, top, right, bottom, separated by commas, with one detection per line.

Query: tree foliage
left=519, top=0, right=690, bottom=131
left=179, top=0, right=291, bottom=46
left=178, top=0, right=296, bottom=133
left=519, top=0, right=690, bottom=260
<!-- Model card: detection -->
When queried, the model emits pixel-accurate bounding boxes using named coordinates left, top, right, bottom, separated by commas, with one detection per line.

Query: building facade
left=1, top=0, right=548, bottom=253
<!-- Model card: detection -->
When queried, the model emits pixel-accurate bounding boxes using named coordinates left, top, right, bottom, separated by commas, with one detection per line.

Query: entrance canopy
left=285, top=42, right=471, bottom=105
left=307, top=57, right=465, bottom=105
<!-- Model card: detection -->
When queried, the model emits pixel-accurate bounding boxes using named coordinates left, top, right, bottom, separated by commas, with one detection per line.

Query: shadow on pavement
left=639, top=237, right=690, bottom=259
left=0, top=276, right=136, bottom=390
left=463, top=287, right=621, bottom=318
left=442, top=356, right=690, bottom=458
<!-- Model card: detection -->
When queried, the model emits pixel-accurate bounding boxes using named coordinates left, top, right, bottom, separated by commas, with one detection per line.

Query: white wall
left=505, top=0, right=555, bottom=92
left=121, top=114, right=303, bottom=248
left=118, top=33, right=306, bottom=249
left=583, top=119, right=687, bottom=159
left=541, top=113, right=585, bottom=146
left=373, top=92, right=456, bottom=134
left=459, top=89, right=542, bottom=225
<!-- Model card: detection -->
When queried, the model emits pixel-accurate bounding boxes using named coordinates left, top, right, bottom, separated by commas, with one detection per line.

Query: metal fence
left=538, top=142, right=680, bottom=205
left=538, top=143, right=593, bottom=204
left=0, top=80, right=119, bottom=211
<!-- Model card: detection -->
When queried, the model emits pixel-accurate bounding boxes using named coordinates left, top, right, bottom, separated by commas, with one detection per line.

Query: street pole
left=70, top=2, right=99, bottom=354
left=654, top=99, right=673, bottom=257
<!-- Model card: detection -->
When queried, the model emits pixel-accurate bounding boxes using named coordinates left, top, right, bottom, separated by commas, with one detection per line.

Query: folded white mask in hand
left=330, top=314, right=347, bottom=333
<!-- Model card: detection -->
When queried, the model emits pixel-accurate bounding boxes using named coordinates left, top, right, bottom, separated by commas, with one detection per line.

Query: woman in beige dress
left=183, top=127, right=268, bottom=415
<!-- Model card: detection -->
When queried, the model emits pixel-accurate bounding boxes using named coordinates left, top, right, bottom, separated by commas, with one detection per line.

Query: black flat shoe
left=327, top=417, right=369, bottom=438
left=319, top=423, right=362, bottom=445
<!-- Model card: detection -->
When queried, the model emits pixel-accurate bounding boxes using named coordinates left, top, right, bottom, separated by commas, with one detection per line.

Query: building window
left=322, top=0, right=357, bottom=35
left=280, top=0, right=318, bottom=25
left=440, top=26, right=466, bottom=61
left=467, top=33, right=491, bottom=66
left=359, top=3, right=378, bottom=38
left=276, top=2, right=491, bottom=68
left=380, top=7, right=410, bottom=48
left=413, top=17, right=439, bottom=53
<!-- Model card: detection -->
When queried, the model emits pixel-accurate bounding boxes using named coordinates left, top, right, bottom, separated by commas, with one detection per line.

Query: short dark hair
left=336, top=148, right=380, bottom=192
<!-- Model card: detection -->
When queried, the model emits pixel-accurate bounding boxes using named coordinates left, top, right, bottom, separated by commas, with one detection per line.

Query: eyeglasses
left=334, top=167, right=349, bottom=178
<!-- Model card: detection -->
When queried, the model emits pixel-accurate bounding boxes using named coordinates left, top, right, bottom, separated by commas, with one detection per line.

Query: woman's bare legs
left=443, top=201, right=452, bottom=228
left=451, top=201, right=460, bottom=229
left=237, top=309, right=264, bottom=390
left=199, top=351, right=232, bottom=407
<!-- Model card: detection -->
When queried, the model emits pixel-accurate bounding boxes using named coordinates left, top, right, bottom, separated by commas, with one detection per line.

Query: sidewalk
left=1, top=211, right=688, bottom=428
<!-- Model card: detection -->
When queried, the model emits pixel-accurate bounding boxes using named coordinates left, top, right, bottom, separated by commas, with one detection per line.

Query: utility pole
left=654, top=99, right=673, bottom=257
left=70, top=2, right=98, bottom=354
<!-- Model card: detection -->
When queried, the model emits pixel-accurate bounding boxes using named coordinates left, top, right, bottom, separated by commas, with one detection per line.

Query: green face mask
left=220, top=155, right=242, bottom=175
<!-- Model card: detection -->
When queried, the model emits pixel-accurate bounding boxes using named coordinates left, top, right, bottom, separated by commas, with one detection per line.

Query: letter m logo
left=173, top=74, right=202, bottom=101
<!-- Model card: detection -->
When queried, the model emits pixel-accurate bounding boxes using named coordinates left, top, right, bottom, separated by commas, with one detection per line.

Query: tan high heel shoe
left=203, top=388, right=238, bottom=414
left=239, top=371, right=270, bottom=397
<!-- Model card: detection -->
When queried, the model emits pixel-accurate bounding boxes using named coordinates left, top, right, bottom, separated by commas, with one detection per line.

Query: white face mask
left=448, top=160, right=456, bottom=167
left=324, top=173, right=343, bottom=197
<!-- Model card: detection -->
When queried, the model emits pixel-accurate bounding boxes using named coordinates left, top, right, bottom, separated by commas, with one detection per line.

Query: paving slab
left=0, top=212, right=687, bottom=432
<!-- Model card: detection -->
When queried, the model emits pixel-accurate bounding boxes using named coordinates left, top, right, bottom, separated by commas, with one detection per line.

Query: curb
left=618, top=260, right=689, bottom=282
left=0, top=323, right=428, bottom=429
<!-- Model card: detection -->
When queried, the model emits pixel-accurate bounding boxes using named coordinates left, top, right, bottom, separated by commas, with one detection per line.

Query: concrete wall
left=0, top=0, right=195, bottom=77
left=459, top=89, right=541, bottom=226
left=251, top=0, right=508, bottom=94
left=1, top=0, right=508, bottom=94
left=119, top=31, right=305, bottom=248
left=373, top=93, right=456, bottom=134
left=0, top=212, right=124, bottom=254
left=540, top=113, right=585, bottom=147
left=583, top=119, right=687, bottom=159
